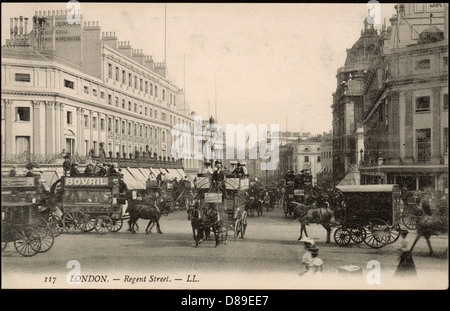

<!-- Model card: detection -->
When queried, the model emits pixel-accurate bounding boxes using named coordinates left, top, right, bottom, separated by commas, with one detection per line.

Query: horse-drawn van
left=333, top=184, right=402, bottom=249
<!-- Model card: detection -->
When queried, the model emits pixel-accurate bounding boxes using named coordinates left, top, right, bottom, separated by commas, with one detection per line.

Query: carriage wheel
left=14, top=227, right=42, bottom=257
left=63, top=211, right=87, bottom=233
left=111, top=218, right=123, bottom=232
left=363, top=218, right=390, bottom=249
left=1, top=241, right=7, bottom=251
left=240, top=211, right=248, bottom=239
left=80, top=217, right=96, bottom=232
left=387, top=224, right=401, bottom=245
left=94, top=216, right=113, bottom=234
left=47, top=215, right=64, bottom=237
left=333, top=227, right=351, bottom=246
left=233, top=219, right=242, bottom=241
left=35, top=225, right=55, bottom=253
left=349, top=226, right=366, bottom=244
left=401, top=213, right=418, bottom=230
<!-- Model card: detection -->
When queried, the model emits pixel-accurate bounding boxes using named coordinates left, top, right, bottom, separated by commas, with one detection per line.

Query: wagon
left=195, top=174, right=249, bottom=240
left=283, top=174, right=306, bottom=218
left=1, top=176, right=55, bottom=256
left=333, top=184, right=402, bottom=249
left=224, top=175, right=249, bottom=240
left=58, top=176, right=124, bottom=234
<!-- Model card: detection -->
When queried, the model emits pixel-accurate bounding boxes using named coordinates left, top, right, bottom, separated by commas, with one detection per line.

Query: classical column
left=404, top=90, right=414, bottom=163
left=60, top=103, right=66, bottom=152
left=45, top=101, right=54, bottom=155
left=431, top=88, right=441, bottom=164
left=32, top=101, right=42, bottom=154
left=54, top=102, right=61, bottom=154
left=4, top=100, right=14, bottom=155
left=80, top=108, right=86, bottom=156
left=89, top=109, right=94, bottom=154
left=388, top=92, right=400, bottom=164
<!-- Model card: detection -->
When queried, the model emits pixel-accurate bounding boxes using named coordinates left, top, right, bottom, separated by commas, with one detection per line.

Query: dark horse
left=187, top=203, right=228, bottom=247
left=246, top=196, right=262, bottom=217
left=126, top=197, right=173, bottom=234
left=291, top=201, right=334, bottom=243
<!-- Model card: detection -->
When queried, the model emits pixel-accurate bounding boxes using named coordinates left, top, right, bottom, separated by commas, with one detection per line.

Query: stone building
left=2, top=10, right=199, bottom=173
left=360, top=3, right=448, bottom=193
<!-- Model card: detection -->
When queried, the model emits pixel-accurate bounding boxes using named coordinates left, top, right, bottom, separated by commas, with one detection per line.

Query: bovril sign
left=64, top=177, right=109, bottom=186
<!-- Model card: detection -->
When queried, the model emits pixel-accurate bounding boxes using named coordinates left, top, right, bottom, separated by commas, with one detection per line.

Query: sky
left=2, top=2, right=397, bottom=135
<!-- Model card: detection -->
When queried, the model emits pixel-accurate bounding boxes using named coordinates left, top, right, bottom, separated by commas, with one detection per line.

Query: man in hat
left=212, top=160, right=226, bottom=202
left=8, top=165, right=17, bottom=177
left=70, top=162, right=81, bottom=176
left=84, top=162, right=96, bottom=176
left=63, top=153, right=71, bottom=176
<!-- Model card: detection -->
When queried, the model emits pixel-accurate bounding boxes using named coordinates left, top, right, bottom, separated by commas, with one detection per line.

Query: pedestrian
left=298, top=238, right=315, bottom=276
left=394, top=230, right=417, bottom=278
left=305, top=246, right=323, bottom=275
left=8, top=165, right=17, bottom=177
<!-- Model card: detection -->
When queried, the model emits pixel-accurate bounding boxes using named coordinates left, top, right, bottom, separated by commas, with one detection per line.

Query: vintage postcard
left=1, top=1, right=448, bottom=295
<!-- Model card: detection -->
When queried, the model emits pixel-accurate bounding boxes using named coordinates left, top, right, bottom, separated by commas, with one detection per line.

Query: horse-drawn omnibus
left=58, top=175, right=124, bottom=234
left=191, top=171, right=249, bottom=245
left=1, top=175, right=56, bottom=256
left=283, top=173, right=309, bottom=218
left=333, top=184, right=402, bottom=249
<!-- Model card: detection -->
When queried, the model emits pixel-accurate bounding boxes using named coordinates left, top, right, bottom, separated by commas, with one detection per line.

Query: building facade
left=331, top=18, right=384, bottom=184
left=2, top=10, right=199, bottom=172
left=360, top=3, right=448, bottom=193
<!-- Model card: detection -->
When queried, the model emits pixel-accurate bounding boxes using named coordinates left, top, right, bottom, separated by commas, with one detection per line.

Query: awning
left=336, top=184, right=399, bottom=193
left=166, top=168, right=180, bottom=180
left=150, top=168, right=162, bottom=180
left=176, top=169, right=187, bottom=179
left=127, top=168, right=147, bottom=188
left=122, top=168, right=145, bottom=190
left=139, top=168, right=156, bottom=181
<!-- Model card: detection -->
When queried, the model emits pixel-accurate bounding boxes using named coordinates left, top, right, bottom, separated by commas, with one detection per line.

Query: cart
left=1, top=176, right=55, bottom=256
left=224, top=175, right=249, bottom=240
left=333, top=184, right=402, bottom=249
left=195, top=173, right=249, bottom=240
left=283, top=174, right=306, bottom=218
left=59, top=176, right=123, bottom=234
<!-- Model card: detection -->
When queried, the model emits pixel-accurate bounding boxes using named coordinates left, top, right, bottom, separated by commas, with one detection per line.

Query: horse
left=410, top=214, right=447, bottom=256
left=126, top=197, right=173, bottom=234
left=291, top=201, right=334, bottom=243
left=187, top=203, right=228, bottom=247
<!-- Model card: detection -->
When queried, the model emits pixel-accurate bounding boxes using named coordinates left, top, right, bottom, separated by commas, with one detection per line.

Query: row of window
left=293, top=155, right=321, bottom=163
left=76, top=112, right=167, bottom=142
left=107, top=63, right=176, bottom=106
left=64, top=78, right=190, bottom=127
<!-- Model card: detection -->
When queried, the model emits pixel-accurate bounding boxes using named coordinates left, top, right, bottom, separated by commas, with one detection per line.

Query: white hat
left=300, top=238, right=315, bottom=246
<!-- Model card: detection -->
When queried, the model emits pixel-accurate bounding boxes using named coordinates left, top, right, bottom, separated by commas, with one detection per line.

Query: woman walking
left=394, top=230, right=417, bottom=278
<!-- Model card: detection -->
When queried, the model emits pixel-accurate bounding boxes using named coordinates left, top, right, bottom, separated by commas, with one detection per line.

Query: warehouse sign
left=64, top=177, right=108, bottom=186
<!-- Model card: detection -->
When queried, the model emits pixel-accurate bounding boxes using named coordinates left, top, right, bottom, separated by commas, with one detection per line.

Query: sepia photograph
left=1, top=1, right=448, bottom=295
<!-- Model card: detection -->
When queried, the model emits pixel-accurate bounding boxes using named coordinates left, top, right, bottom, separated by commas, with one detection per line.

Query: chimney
left=143, top=55, right=155, bottom=71
left=84, top=20, right=101, bottom=40
left=118, top=40, right=132, bottom=57
left=102, top=31, right=118, bottom=49
left=132, top=48, right=145, bottom=65
left=10, top=18, right=13, bottom=39
left=24, top=18, right=29, bottom=37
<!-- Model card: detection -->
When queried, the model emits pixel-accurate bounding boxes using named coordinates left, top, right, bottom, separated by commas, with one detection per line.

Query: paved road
left=2, top=206, right=448, bottom=289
